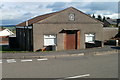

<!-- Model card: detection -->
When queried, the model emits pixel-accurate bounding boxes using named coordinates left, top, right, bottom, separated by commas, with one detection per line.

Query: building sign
left=85, top=33, right=95, bottom=43
left=69, top=13, right=75, bottom=21
left=44, top=35, right=56, bottom=46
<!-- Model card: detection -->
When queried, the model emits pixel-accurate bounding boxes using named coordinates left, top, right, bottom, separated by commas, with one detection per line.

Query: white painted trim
left=16, top=26, right=32, bottom=29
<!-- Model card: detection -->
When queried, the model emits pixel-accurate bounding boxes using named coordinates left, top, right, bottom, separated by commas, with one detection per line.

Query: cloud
left=0, top=4, right=4, bottom=9
left=1, top=0, right=73, bottom=2
left=86, top=2, right=118, bottom=13
left=0, top=2, right=118, bottom=25
left=104, top=13, right=118, bottom=19
left=0, top=2, right=53, bottom=23
left=1, top=0, right=119, bottom=2
left=47, top=2, right=67, bottom=11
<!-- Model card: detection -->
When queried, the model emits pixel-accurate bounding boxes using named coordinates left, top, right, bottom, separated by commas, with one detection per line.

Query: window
left=44, top=35, right=56, bottom=46
left=69, top=13, right=75, bottom=21
left=85, top=33, right=95, bottom=43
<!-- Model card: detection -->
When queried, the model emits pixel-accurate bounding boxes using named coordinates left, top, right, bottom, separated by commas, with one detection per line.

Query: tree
left=97, top=15, right=102, bottom=21
left=103, top=16, right=106, bottom=22
left=92, top=14, right=95, bottom=18
left=107, top=17, right=110, bottom=19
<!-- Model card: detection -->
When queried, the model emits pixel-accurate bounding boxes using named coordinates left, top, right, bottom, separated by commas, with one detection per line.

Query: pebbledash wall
left=103, top=27, right=118, bottom=41
left=16, top=7, right=112, bottom=51
left=33, top=7, right=103, bottom=51
left=33, top=24, right=103, bottom=51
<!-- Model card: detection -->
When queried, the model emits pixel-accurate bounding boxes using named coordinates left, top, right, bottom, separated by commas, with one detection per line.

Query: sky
left=0, top=1, right=119, bottom=25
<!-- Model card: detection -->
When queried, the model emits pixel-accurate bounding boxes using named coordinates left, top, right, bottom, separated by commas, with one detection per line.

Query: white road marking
left=57, top=74, right=90, bottom=80
left=0, top=60, right=2, bottom=63
left=7, top=59, right=16, bottom=63
left=37, top=58, right=48, bottom=61
left=65, top=74, right=90, bottom=79
left=21, top=59, right=32, bottom=62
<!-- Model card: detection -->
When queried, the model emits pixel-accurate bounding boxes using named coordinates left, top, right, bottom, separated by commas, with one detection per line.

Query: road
left=2, top=53, right=118, bottom=79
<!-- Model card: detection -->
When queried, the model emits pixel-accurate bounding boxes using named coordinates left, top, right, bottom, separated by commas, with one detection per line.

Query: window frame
left=85, top=33, right=95, bottom=43
left=43, top=34, right=57, bottom=46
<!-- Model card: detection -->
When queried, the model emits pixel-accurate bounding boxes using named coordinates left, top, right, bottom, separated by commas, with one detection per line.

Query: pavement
left=1, top=46, right=120, bottom=59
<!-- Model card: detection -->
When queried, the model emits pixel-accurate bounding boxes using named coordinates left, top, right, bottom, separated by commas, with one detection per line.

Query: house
left=102, top=19, right=119, bottom=41
left=115, top=19, right=120, bottom=38
left=0, top=28, right=14, bottom=37
left=103, top=19, right=117, bottom=27
left=0, top=28, right=14, bottom=45
left=16, top=7, right=104, bottom=51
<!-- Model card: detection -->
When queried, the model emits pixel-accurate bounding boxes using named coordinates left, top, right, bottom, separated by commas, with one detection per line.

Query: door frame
left=64, top=30, right=80, bottom=50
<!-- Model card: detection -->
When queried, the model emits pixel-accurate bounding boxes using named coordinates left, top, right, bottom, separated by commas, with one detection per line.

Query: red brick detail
left=77, top=31, right=80, bottom=49
left=64, top=33, right=67, bottom=50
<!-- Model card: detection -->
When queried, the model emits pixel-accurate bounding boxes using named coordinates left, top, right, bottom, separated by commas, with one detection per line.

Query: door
left=64, top=30, right=78, bottom=50
left=66, top=33, right=76, bottom=50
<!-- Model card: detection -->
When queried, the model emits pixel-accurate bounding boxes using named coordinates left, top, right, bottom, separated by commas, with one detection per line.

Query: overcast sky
left=0, top=1, right=119, bottom=25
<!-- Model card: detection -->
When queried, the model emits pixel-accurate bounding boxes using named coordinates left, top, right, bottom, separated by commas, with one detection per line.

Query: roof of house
left=16, top=7, right=103, bottom=26
left=105, top=19, right=117, bottom=25
left=0, top=29, right=14, bottom=37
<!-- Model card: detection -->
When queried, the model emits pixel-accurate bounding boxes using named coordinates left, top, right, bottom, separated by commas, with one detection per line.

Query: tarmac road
left=2, top=53, right=118, bottom=79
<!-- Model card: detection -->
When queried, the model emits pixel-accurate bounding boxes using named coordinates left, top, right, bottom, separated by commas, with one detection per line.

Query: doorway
left=64, top=30, right=80, bottom=50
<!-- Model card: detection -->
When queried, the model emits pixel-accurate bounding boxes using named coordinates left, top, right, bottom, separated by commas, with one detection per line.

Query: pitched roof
left=16, top=7, right=102, bottom=26
left=16, top=12, right=58, bottom=26
left=105, top=19, right=117, bottom=25
left=0, top=29, right=14, bottom=36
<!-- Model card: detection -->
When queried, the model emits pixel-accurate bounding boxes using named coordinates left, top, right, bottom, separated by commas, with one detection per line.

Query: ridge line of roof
left=16, top=7, right=103, bottom=26
left=71, top=7, right=103, bottom=24
left=35, top=7, right=76, bottom=23
left=16, top=7, right=72, bottom=26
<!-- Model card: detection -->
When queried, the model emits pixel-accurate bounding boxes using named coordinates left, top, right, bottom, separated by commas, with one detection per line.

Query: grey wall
left=32, top=8, right=103, bottom=51
left=33, top=23, right=103, bottom=51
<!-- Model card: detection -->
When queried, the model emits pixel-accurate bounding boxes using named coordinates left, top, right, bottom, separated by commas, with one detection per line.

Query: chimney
left=26, top=21, right=28, bottom=26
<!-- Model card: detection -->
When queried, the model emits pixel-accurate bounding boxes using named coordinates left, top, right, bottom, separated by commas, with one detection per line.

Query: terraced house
left=16, top=7, right=105, bottom=51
